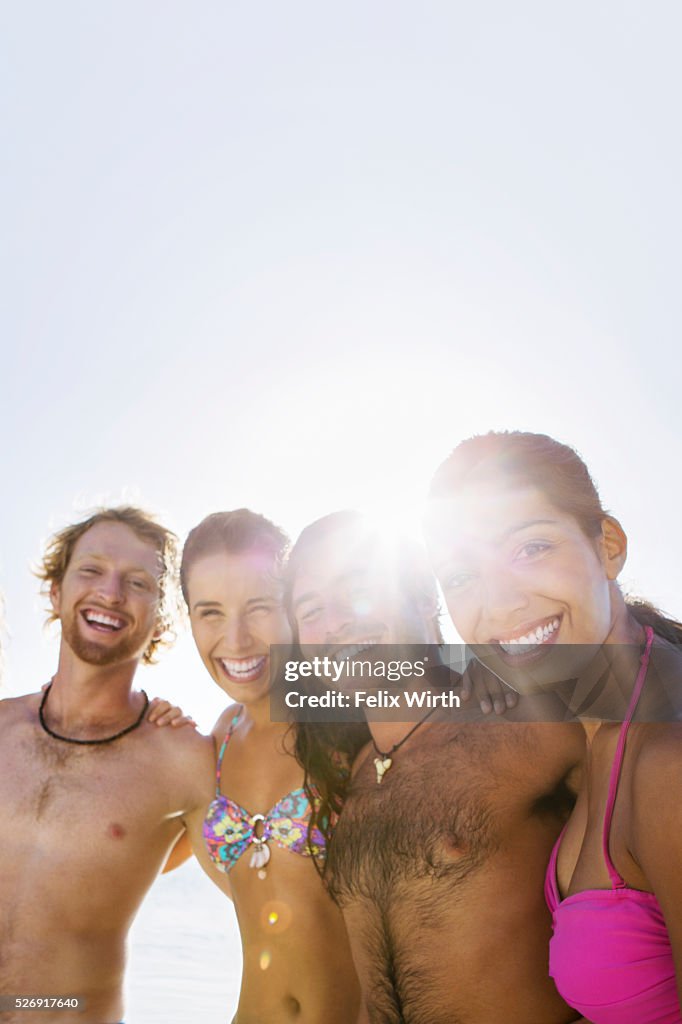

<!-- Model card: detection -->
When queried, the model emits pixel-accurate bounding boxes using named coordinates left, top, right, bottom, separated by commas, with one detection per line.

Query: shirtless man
left=285, top=511, right=585, bottom=1024
left=0, top=508, right=215, bottom=1024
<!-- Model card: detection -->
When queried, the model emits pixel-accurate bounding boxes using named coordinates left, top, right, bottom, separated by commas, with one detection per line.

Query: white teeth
left=498, top=618, right=560, bottom=655
left=84, top=611, right=124, bottom=629
left=220, top=656, right=266, bottom=677
left=499, top=640, right=537, bottom=655
left=333, top=641, right=378, bottom=663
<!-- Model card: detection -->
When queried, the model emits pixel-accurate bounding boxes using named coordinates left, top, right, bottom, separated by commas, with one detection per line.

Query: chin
left=473, top=643, right=601, bottom=695
left=233, top=687, right=271, bottom=707
left=74, top=641, right=142, bottom=667
left=221, top=675, right=271, bottom=701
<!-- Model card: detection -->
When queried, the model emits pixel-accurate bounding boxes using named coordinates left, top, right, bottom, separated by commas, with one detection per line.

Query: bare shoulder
left=633, top=723, right=682, bottom=802
left=630, top=724, right=682, bottom=879
left=489, top=719, right=585, bottom=761
left=506, top=721, right=586, bottom=792
left=143, top=720, right=216, bottom=812
left=651, top=634, right=682, bottom=672
left=210, top=702, right=241, bottom=742
left=0, top=692, right=39, bottom=724
left=642, top=638, right=682, bottom=719
left=147, top=716, right=215, bottom=766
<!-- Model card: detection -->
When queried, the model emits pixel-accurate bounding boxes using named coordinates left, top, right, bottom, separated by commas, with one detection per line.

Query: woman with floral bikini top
left=168, top=509, right=367, bottom=1024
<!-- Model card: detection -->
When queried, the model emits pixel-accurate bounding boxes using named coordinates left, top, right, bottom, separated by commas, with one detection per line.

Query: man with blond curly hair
left=0, top=508, right=214, bottom=1024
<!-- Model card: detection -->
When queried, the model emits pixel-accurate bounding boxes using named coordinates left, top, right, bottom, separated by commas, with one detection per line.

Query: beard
left=60, top=608, right=152, bottom=667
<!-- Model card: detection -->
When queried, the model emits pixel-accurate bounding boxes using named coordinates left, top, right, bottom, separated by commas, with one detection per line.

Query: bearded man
left=0, top=507, right=214, bottom=1024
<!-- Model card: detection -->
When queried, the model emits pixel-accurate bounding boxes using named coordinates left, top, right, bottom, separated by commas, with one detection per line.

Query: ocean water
left=125, top=859, right=242, bottom=1023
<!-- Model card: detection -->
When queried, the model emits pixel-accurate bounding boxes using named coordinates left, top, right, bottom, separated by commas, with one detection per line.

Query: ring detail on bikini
left=248, top=815, right=270, bottom=877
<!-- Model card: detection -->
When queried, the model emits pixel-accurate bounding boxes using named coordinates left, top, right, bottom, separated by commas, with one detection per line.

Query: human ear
left=151, top=615, right=165, bottom=642
left=49, top=580, right=61, bottom=615
left=598, top=517, right=628, bottom=580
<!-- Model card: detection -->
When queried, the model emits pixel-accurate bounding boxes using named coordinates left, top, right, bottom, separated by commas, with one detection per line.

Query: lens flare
left=260, top=899, right=292, bottom=934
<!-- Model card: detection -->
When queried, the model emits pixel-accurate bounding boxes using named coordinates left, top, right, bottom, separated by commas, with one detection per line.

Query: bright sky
left=2, top=2, right=681, bottom=729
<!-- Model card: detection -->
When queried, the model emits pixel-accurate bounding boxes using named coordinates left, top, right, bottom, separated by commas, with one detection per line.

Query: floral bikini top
left=202, top=709, right=330, bottom=879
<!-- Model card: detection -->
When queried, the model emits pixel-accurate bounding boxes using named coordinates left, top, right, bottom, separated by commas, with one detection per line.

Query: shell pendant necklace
left=371, top=707, right=437, bottom=783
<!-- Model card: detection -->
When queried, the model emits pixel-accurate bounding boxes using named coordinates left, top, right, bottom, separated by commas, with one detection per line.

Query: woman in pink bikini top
left=426, top=430, right=682, bottom=1024
left=545, top=626, right=679, bottom=1024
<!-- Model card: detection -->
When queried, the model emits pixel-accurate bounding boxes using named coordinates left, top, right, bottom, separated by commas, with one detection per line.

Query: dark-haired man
left=286, top=511, right=585, bottom=1024
left=0, top=509, right=214, bottom=1024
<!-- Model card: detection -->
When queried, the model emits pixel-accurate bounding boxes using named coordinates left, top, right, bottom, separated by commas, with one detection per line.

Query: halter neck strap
left=602, top=626, right=654, bottom=887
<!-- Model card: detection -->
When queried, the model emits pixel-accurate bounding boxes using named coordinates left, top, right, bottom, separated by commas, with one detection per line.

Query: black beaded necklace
left=39, top=682, right=149, bottom=745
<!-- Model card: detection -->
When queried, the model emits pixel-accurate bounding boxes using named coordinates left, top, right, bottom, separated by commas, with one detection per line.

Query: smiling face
left=50, top=521, right=163, bottom=668
left=186, top=547, right=293, bottom=707
left=425, top=481, right=626, bottom=693
left=290, top=526, right=435, bottom=689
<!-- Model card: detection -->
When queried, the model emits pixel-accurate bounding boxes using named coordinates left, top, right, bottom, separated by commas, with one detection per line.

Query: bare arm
left=633, top=727, right=682, bottom=1010
left=162, top=829, right=193, bottom=872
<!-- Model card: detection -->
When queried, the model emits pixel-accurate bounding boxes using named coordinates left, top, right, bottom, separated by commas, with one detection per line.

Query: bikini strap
left=215, top=707, right=242, bottom=796
left=602, top=626, right=654, bottom=888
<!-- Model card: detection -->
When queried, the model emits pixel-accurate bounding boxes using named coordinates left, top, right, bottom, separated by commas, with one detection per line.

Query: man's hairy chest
left=326, top=722, right=575, bottom=906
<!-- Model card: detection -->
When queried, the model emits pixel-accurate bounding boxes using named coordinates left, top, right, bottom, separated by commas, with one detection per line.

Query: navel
left=284, top=994, right=301, bottom=1016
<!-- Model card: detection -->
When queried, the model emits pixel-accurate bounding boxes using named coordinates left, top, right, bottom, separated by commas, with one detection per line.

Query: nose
left=322, top=596, right=357, bottom=643
left=480, top=570, right=528, bottom=632
left=95, top=572, right=125, bottom=604
left=222, top=614, right=252, bottom=653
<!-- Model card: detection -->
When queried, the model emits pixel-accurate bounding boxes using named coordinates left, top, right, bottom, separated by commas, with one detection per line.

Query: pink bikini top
left=545, top=627, right=681, bottom=1024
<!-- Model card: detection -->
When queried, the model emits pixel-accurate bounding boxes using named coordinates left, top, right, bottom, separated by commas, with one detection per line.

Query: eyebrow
left=292, top=591, right=319, bottom=612
left=292, top=569, right=369, bottom=612
left=435, top=519, right=560, bottom=569
left=74, top=553, right=159, bottom=580
left=500, top=518, right=558, bottom=542
left=192, top=595, right=278, bottom=612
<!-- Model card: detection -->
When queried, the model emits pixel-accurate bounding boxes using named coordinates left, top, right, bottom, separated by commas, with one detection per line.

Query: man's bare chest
left=0, top=727, right=178, bottom=846
left=327, top=724, right=573, bottom=904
